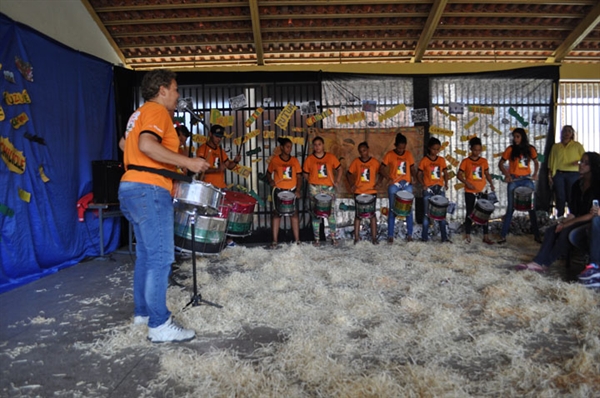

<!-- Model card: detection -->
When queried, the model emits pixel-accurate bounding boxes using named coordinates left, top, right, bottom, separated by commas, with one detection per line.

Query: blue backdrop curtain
left=0, top=13, right=119, bottom=293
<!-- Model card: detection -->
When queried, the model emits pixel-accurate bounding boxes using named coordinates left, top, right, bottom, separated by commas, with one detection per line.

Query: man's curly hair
left=140, top=69, right=177, bottom=101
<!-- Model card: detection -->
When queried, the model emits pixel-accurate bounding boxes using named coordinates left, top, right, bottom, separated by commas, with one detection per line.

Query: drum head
left=430, top=195, right=448, bottom=205
left=396, top=190, right=414, bottom=200
left=514, top=186, right=533, bottom=195
left=315, top=193, right=332, bottom=201
left=225, top=190, right=257, bottom=205
left=477, top=199, right=494, bottom=211
left=278, top=191, right=295, bottom=200
left=356, top=194, right=375, bottom=203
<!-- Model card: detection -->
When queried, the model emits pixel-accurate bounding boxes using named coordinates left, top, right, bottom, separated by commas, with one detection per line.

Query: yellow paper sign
left=454, top=149, right=467, bottom=156
left=251, top=158, right=261, bottom=163
left=463, top=117, right=479, bottom=130
left=10, top=112, right=29, bottom=129
left=460, top=134, right=478, bottom=142
left=534, top=134, right=546, bottom=141
left=210, top=109, right=222, bottom=125
left=18, top=187, right=31, bottom=202
left=216, top=115, right=234, bottom=127
left=280, top=135, right=305, bottom=146
left=1, top=136, right=26, bottom=174
left=447, top=170, right=456, bottom=179
left=263, top=130, right=275, bottom=139
left=245, top=107, right=264, bottom=127
left=39, top=165, right=50, bottom=182
left=429, top=125, right=454, bottom=137
left=454, top=183, right=465, bottom=191
left=468, top=105, right=494, bottom=115
left=445, top=154, right=459, bottom=168
left=488, top=124, right=502, bottom=135
left=493, top=152, right=503, bottom=158
left=434, top=106, right=457, bottom=121
left=306, top=109, right=333, bottom=126
left=232, top=164, right=252, bottom=178
left=275, top=103, right=298, bottom=130
left=337, top=111, right=366, bottom=124
left=234, top=129, right=261, bottom=146
left=378, top=104, right=406, bottom=122
left=0, top=105, right=4, bottom=121
left=192, top=134, right=208, bottom=144
left=3, top=89, right=32, bottom=105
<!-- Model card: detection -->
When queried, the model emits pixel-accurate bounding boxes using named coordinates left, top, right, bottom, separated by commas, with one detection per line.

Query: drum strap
left=127, top=164, right=192, bottom=183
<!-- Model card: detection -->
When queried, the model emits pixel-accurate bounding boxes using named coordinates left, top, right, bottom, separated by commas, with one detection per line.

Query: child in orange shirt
left=417, top=137, right=450, bottom=243
left=347, top=142, right=380, bottom=244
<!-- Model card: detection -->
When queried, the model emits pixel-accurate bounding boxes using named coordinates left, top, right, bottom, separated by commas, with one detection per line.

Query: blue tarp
left=0, top=13, right=119, bottom=293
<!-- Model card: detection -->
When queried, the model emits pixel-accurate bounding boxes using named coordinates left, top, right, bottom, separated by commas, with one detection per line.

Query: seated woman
left=569, top=206, right=600, bottom=287
left=516, top=152, right=600, bottom=272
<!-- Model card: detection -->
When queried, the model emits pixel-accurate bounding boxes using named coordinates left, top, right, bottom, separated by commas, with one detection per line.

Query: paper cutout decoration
left=251, top=158, right=261, bottom=163
left=300, top=100, right=318, bottom=115
left=460, top=134, right=478, bottom=142
left=15, top=56, right=33, bottom=82
left=441, top=141, right=450, bottom=151
left=508, top=107, right=528, bottom=127
left=1, top=136, right=26, bottom=174
left=449, top=102, right=464, bottom=114
left=231, top=164, right=252, bottom=178
left=218, top=116, right=235, bottom=127
left=24, top=132, right=46, bottom=146
left=229, top=94, right=247, bottom=110
left=362, top=100, right=377, bottom=113
left=306, top=109, right=333, bottom=126
left=434, top=106, right=458, bottom=122
left=454, top=182, right=465, bottom=191
left=491, top=173, right=505, bottom=181
left=488, top=124, right=502, bottom=135
left=538, top=154, right=545, bottom=162
left=501, top=117, right=510, bottom=125
left=192, top=134, right=209, bottom=144
left=0, top=105, right=4, bottom=121
left=245, top=107, right=264, bottom=127
left=468, top=105, right=494, bottom=115
left=210, top=109, right=222, bottom=125
left=531, top=112, right=549, bottom=125
left=292, top=127, right=304, bottom=133
left=4, top=89, right=32, bottom=105
left=429, top=125, right=454, bottom=137
left=4, top=71, right=15, bottom=84
left=39, top=166, right=50, bottom=182
left=463, top=117, right=479, bottom=130
left=533, top=134, right=546, bottom=141
left=234, top=129, right=261, bottom=146
left=0, top=203, right=15, bottom=217
left=10, top=112, right=29, bottom=129
left=275, top=103, right=298, bottom=130
left=245, top=147, right=261, bottom=156
left=263, top=130, right=275, bottom=139
left=248, top=189, right=266, bottom=207
left=337, top=111, right=366, bottom=124
left=445, top=154, right=459, bottom=168
left=18, top=187, right=31, bottom=202
left=263, top=97, right=272, bottom=104
left=447, top=170, right=456, bottom=179
left=454, top=149, right=467, bottom=156
left=224, top=132, right=234, bottom=139
left=378, top=104, right=406, bottom=122
left=411, top=108, right=428, bottom=123
left=280, top=136, right=304, bottom=145
left=263, top=120, right=271, bottom=127
left=493, top=152, right=503, bottom=158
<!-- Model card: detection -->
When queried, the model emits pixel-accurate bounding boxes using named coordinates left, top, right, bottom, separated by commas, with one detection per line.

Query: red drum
left=514, top=187, right=533, bottom=211
left=428, top=195, right=449, bottom=221
left=469, top=199, right=494, bottom=225
left=223, top=190, right=256, bottom=237
left=312, top=193, right=333, bottom=218
left=393, top=190, right=414, bottom=217
left=275, top=191, right=296, bottom=216
left=355, top=194, right=376, bottom=219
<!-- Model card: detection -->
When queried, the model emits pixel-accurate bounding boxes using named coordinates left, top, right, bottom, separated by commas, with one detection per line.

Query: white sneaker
left=147, top=317, right=195, bottom=343
left=133, top=316, right=149, bottom=325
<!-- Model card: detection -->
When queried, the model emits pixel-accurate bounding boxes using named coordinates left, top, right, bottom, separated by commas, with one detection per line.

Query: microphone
left=177, top=98, right=203, bottom=124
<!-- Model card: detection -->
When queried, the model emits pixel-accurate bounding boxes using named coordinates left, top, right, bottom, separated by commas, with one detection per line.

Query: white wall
left=0, top=0, right=122, bottom=66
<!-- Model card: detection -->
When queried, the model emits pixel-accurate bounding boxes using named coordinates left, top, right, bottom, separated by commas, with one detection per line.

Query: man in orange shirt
left=347, top=142, right=380, bottom=244
left=119, top=69, right=209, bottom=343
left=196, top=124, right=241, bottom=189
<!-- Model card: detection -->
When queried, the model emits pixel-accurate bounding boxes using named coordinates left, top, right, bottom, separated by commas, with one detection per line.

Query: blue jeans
left=387, top=181, right=413, bottom=238
left=552, top=171, right=580, bottom=217
left=422, top=186, right=448, bottom=242
left=118, top=182, right=174, bottom=328
left=501, top=177, right=540, bottom=240
left=570, top=216, right=600, bottom=265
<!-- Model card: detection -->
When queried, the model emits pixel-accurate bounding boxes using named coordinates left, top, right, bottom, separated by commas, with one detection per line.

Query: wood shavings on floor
left=86, top=236, right=600, bottom=396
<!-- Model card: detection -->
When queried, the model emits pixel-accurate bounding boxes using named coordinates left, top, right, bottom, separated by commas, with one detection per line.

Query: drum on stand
left=469, top=199, right=495, bottom=225
left=174, top=208, right=228, bottom=255
left=173, top=180, right=224, bottom=216
left=428, top=195, right=449, bottom=221
left=223, top=190, right=256, bottom=237
left=275, top=190, right=296, bottom=216
left=514, top=186, right=533, bottom=211
left=393, top=190, right=414, bottom=218
left=355, top=194, right=376, bottom=219
left=311, top=193, right=333, bottom=218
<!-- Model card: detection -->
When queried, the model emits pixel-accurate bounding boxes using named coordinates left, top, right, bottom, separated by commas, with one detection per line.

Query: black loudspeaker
left=92, top=160, right=124, bottom=203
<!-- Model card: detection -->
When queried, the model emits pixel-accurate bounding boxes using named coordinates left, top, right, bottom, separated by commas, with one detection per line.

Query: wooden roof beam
left=80, top=0, right=127, bottom=66
left=249, top=0, right=264, bottom=65
left=411, top=0, right=448, bottom=63
left=546, top=1, right=600, bottom=63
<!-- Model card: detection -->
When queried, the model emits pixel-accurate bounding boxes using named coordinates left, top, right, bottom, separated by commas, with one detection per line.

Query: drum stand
left=183, top=208, right=223, bottom=309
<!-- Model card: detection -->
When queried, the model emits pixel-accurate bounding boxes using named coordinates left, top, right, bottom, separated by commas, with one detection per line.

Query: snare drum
left=275, top=191, right=296, bottom=216
left=174, top=210, right=228, bottom=255
left=393, top=190, right=414, bottom=217
left=428, top=195, right=449, bottom=221
left=514, top=186, right=533, bottom=211
left=173, top=180, right=224, bottom=216
left=224, top=190, right=256, bottom=237
left=312, top=193, right=333, bottom=218
left=355, top=194, right=376, bottom=219
left=469, top=199, right=494, bottom=225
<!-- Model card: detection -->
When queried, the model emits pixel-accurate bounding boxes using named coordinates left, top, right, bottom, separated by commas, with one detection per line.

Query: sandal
left=515, top=262, right=546, bottom=273
left=464, top=235, right=471, bottom=244
left=372, top=239, right=379, bottom=245
left=387, top=237, right=394, bottom=244
left=497, top=238, right=507, bottom=244
left=270, top=241, right=278, bottom=249
left=482, top=238, right=494, bottom=245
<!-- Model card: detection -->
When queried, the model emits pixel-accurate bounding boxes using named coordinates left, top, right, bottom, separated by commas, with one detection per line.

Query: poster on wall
left=309, top=127, right=424, bottom=198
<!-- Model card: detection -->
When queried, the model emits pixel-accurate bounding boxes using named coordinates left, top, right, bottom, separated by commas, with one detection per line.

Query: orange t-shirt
left=381, top=149, right=415, bottom=183
left=418, top=155, right=447, bottom=188
left=303, top=152, right=341, bottom=186
left=196, top=144, right=229, bottom=189
left=501, top=146, right=538, bottom=177
left=348, top=157, right=380, bottom=194
left=267, top=154, right=302, bottom=190
left=459, top=156, right=489, bottom=194
left=121, top=102, right=179, bottom=192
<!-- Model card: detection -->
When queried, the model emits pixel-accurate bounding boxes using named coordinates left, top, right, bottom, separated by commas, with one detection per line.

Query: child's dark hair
left=277, top=137, right=292, bottom=146
left=312, top=136, right=324, bottom=145
left=427, top=137, right=441, bottom=151
left=175, top=125, right=191, bottom=138
left=358, top=141, right=369, bottom=150
left=510, top=128, right=535, bottom=161
left=394, top=133, right=407, bottom=146
left=468, top=137, right=482, bottom=148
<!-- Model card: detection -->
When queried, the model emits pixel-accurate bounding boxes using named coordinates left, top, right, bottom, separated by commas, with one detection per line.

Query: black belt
left=556, top=170, right=578, bottom=174
left=127, top=164, right=192, bottom=183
